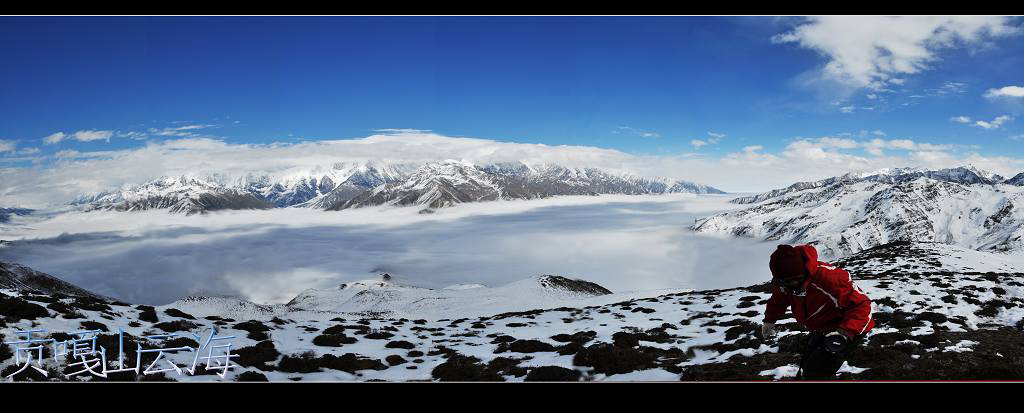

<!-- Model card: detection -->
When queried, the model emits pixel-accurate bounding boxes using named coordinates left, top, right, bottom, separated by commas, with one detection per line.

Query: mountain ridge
left=74, top=160, right=725, bottom=214
left=692, top=165, right=1024, bottom=258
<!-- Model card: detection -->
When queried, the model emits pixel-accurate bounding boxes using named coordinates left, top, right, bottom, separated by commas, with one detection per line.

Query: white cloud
left=0, top=140, right=15, bottom=153
left=817, top=137, right=860, bottom=149
left=116, top=131, right=148, bottom=140
left=773, top=16, right=1020, bottom=89
left=18, top=147, right=40, bottom=155
left=149, top=124, right=217, bottom=138
left=71, top=130, right=114, bottom=142
left=984, top=85, right=1024, bottom=98
left=43, top=132, right=66, bottom=145
left=974, top=115, right=1013, bottom=129
left=926, top=81, right=968, bottom=96
left=0, top=130, right=1021, bottom=207
left=951, top=116, right=972, bottom=123
left=613, top=126, right=661, bottom=139
left=171, top=124, right=214, bottom=131
left=691, top=132, right=725, bottom=149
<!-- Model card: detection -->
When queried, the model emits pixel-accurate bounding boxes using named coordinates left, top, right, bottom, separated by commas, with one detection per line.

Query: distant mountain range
left=73, top=160, right=724, bottom=214
left=692, top=165, right=1024, bottom=257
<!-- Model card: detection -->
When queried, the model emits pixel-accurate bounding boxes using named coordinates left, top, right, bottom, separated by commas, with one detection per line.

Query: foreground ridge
left=2, top=241, right=1024, bottom=381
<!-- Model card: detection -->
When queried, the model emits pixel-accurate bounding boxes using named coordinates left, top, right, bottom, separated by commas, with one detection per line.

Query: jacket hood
left=796, top=244, right=819, bottom=275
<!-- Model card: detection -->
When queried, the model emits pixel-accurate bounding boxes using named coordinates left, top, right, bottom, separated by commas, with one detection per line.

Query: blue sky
left=1, top=16, right=1023, bottom=173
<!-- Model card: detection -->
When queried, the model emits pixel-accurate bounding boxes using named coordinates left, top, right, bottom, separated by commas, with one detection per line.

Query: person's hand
left=761, top=322, right=777, bottom=339
left=824, top=331, right=850, bottom=353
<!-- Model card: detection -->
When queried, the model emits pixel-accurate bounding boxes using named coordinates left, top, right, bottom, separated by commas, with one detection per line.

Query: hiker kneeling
left=759, top=244, right=875, bottom=380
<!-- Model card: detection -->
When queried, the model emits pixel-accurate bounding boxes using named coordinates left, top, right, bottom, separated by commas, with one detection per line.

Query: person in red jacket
left=759, top=244, right=875, bottom=380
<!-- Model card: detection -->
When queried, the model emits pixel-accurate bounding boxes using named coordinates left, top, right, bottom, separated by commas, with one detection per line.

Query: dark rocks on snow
left=364, top=331, right=395, bottom=340
left=386, top=355, right=407, bottom=366
left=0, top=295, right=49, bottom=321
left=153, top=320, right=199, bottom=333
left=234, top=340, right=281, bottom=370
left=164, top=308, right=197, bottom=320
left=487, top=357, right=529, bottom=377
left=385, top=340, right=416, bottom=350
left=612, top=331, right=640, bottom=348
left=79, top=320, right=109, bottom=332
left=323, top=324, right=369, bottom=335
left=71, top=297, right=111, bottom=312
left=234, top=320, right=272, bottom=340
left=136, top=305, right=159, bottom=323
left=525, top=366, right=581, bottom=381
left=490, top=335, right=517, bottom=344
left=312, top=333, right=357, bottom=347
left=508, top=339, right=556, bottom=353
left=236, top=371, right=269, bottom=381
left=551, top=330, right=597, bottom=345
left=277, top=351, right=322, bottom=373
left=537, top=275, right=613, bottom=296
left=431, top=354, right=505, bottom=381
left=572, top=343, right=656, bottom=375
left=321, top=353, right=388, bottom=373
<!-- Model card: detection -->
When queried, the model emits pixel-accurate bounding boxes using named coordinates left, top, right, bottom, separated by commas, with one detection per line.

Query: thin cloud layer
left=0, top=195, right=778, bottom=305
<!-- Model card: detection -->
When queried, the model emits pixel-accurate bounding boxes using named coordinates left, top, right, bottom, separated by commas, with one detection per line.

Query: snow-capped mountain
left=225, top=161, right=419, bottom=208
left=692, top=166, right=1024, bottom=258
left=76, top=176, right=271, bottom=215
left=328, top=160, right=510, bottom=210
left=329, top=160, right=724, bottom=211
left=74, top=160, right=723, bottom=213
left=730, top=166, right=1004, bottom=205
left=1005, top=172, right=1024, bottom=186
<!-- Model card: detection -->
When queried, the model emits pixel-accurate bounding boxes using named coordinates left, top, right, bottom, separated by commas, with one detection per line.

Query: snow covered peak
left=697, top=167, right=1024, bottom=257
left=1005, top=172, right=1024, bottom=186
left=963, top=165, right=1003, bottom=181
left=733, top=165, right=1008, bottom=205
left=67, top=159, right=723, bottom=213
left=78, top=174, right=270, bottom=214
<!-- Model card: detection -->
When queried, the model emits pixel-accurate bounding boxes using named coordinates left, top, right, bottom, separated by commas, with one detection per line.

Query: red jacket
left=764, top=244, right=875, bottom=337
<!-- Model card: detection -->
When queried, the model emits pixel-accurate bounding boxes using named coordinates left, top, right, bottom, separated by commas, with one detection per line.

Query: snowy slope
left=5, top=243, right=1024, bottom=382
left=283, top=275, right=623, bottom=319
left=692, top=165, right=1024, bottom=258
left=0, top=261, right=107, bottom=300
